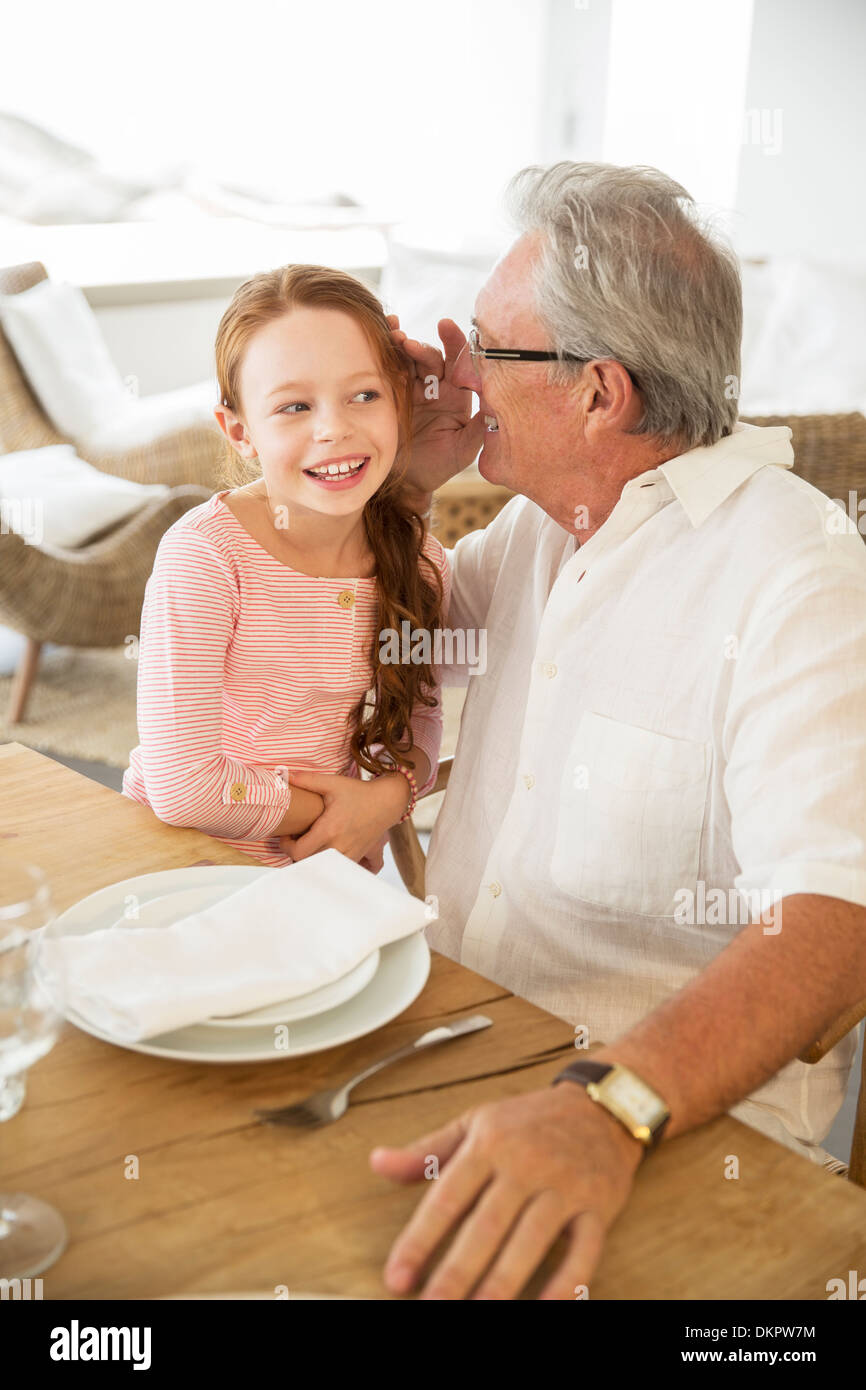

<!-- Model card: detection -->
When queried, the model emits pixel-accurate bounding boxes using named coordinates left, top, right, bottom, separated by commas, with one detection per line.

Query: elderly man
left=365, top=162, right=866, bottom=1299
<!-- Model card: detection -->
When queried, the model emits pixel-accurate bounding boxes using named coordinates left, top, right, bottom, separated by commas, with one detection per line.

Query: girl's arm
left=135, top=525, right=308, bottom=840
left=271, top=787, right=324, bottom=837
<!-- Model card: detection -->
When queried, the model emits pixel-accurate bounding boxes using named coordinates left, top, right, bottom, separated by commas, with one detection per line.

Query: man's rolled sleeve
left=723, top=554, right=866, bottom=910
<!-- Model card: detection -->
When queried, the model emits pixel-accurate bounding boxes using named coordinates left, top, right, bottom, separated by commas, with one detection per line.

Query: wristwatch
left=553, top=1059, right=671, bottom=1152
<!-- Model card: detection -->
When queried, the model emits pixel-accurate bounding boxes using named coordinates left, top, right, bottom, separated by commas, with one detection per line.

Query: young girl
left=122, top=264, right=450, bottom=872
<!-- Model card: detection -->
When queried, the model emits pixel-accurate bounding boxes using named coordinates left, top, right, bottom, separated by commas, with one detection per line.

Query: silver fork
left=254, top=1013, right=493, bottom=1129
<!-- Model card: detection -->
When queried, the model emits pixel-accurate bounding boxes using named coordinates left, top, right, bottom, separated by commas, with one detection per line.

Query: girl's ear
left=214, top=405, right=258, bottom=460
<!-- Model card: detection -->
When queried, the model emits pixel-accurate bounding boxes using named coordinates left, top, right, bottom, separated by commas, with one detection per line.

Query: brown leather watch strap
left=553, top=1060, right=613, bottom=1088
left=552, top=1059, right=670, bottom=1151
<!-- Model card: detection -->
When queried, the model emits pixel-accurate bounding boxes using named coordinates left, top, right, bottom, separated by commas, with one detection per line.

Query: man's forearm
left=592, top=893, right=866, bottom=1142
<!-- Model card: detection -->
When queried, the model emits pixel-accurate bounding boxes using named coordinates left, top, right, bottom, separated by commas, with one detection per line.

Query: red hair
left=214, top=263, right=443, bottom=777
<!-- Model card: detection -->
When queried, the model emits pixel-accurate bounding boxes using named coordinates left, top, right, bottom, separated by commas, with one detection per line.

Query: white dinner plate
left=55, top=866, right=431, bottom=1063
left=115, top=886, right=380, bottom=1027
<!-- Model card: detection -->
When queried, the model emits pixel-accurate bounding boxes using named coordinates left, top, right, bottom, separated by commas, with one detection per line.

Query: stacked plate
left=54, top=865, right=431, bottom=1063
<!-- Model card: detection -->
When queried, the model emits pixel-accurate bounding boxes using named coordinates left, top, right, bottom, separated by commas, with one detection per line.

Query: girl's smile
left=302, top=453, right=371, bottom=489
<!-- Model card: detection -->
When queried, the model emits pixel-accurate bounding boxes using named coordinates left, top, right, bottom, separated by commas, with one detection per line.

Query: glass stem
left=0, top=1074, right=26, bottom=1122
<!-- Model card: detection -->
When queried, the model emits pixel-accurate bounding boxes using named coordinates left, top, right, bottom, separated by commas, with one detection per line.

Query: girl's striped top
left=122, top=489, right=450, bottom=867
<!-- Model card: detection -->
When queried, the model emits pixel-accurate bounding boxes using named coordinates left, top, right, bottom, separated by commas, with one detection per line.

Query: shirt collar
left=623, top=421, right=795, bottom=529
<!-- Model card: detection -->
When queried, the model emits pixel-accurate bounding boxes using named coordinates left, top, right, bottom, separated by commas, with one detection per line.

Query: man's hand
left=369, top=1080, right=644, bottom=1300
left=388, top=315, right=487, bottom=497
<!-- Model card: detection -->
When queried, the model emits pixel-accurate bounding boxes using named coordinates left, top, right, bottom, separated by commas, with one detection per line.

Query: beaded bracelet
left=380, top=762, right=418, bottom=823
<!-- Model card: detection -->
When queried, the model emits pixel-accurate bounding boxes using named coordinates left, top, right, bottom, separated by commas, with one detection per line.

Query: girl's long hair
left=214, top=263, right=443, bottom=778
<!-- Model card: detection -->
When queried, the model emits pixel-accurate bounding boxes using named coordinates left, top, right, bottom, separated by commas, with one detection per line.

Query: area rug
left=0, top=645, right=139, bottom=767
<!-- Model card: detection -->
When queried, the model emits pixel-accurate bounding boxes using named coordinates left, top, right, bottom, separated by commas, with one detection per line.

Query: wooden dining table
left=3, top=739, right=866, bottom=1301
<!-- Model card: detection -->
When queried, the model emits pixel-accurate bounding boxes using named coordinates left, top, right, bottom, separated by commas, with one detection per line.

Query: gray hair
left=504, top=162, right=742, bottom=450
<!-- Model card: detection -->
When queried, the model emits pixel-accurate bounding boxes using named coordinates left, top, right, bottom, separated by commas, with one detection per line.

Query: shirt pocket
left=550, top=710, right=710, bottom=917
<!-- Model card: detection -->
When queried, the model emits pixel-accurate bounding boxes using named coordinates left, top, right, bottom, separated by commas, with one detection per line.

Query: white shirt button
left=542, top=662, right=558, bottom=679
left=489, top=881, right=502, bottom=897
left=523, top=773, right=535, bottom=789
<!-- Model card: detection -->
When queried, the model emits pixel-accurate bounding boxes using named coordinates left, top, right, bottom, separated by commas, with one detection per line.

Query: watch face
left=606, top=1071, right=660, bottom=1126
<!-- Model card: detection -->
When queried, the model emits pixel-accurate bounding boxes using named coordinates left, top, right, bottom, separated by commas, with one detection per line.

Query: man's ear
left=213, top=404, right=258, bottom=460
left=582, top=359, right=638, bottom=431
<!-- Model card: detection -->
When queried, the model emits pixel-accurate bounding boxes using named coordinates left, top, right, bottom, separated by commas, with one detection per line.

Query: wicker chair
left=1, top=484, right=213, bottom=722
left=0, top=259, right=228, bottom=721
left=391, top=410, right=866, bottom=1184
left=0, top=261, right=226, bottom=487
left=741, top=411, right=866, bottom=502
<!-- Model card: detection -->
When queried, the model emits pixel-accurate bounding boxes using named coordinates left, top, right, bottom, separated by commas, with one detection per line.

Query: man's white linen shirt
left=425, top=422, right=866, bottom=1163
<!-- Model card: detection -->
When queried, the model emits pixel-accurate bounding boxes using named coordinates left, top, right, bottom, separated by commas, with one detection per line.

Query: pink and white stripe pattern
left=122, top=490, right=450, bottom=866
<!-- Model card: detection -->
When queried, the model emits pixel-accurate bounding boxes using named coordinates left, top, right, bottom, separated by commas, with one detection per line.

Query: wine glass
left=0, top=860, right=68, bottom=1278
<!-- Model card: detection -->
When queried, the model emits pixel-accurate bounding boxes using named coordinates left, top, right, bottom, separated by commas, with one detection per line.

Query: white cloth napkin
left=56, top=850, right=430, bottom=1041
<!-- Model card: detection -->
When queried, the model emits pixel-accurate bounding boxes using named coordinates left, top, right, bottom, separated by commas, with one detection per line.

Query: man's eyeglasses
left=466, top=326, right=641, bottom=392
left=466, top=325, right=589, bottom=371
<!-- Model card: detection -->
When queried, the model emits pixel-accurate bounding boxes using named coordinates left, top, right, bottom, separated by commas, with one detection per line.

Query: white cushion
left=0, top=278, right=220, bottom=453
left=378, top=241, right=495, bottom=348
left=740, top=256, right=866, bottom=415
left=0, top=444, right=169, bottom=550
left=0, top=279, right=132, bottom=442
left=83, top=378, right=220, bottom=454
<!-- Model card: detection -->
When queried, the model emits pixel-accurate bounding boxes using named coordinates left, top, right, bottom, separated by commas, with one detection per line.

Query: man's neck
left=545, top=436, right=687, bottom=545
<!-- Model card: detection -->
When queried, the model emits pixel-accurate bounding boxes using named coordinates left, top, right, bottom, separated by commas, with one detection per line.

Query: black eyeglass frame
left=466, top=326, right=641, bottom=391
left=467, top=325, right=587, bottom=365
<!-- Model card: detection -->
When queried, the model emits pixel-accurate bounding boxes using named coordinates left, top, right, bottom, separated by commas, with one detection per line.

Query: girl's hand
left=359, top=835, right=388, bottom=875
left=277, top=769, right=411, bottom=865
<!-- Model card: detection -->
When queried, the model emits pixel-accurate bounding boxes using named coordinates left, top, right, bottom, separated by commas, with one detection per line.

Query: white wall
left=538, top=0, right=614, bottom=163
left=3, top=0, right=548, bottom=247
left=602, top=0, right=754, bottom=217
left=733, top=0, right=866, bottom=259
left=19, top=0, right=864, bottom=397
left=92, top=295, right=234, bottom=395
